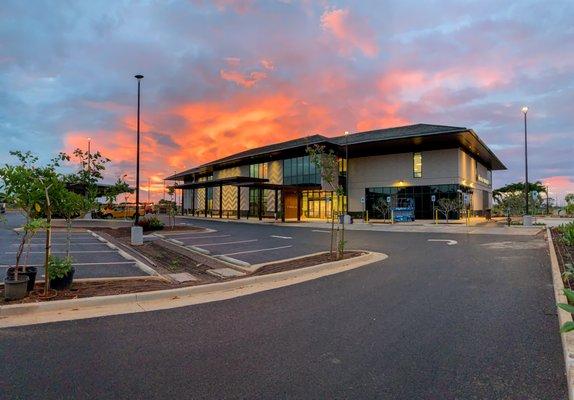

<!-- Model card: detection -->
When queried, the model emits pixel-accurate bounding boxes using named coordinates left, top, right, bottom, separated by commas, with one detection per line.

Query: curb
left=87, top=230, right=159, bottom=277
left=0, top=251, right=387, bottom=325
left=547, top=227, right=574, bottom=399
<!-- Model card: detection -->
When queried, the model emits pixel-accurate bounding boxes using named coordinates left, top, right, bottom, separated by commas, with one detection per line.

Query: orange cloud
left=321, top=8, right=378, bottom=57
left=543, top=176, right=574, bottom=202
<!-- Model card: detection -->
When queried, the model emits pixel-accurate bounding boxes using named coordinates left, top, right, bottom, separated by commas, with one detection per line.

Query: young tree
left=437, top=197, right=462, bottom=223
left=167, top=186, right=176, bottom=228
left=54, top=189, right=89, bottom=258
left=307, top=144, right=345, bottom=259
left=104, top=178, right=132, bottom=206
left=0, top=151, right=47, bottom=280
left=372, top=196, right=391, bottom=222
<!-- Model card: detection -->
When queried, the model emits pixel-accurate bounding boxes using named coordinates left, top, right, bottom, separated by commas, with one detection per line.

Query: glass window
left=413, top=153, right=422, bottom=178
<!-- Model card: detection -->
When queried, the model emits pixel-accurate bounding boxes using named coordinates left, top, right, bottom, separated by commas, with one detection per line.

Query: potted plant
left=48, top=256, right=75, bottom=290
left=6, top=218, right=46, bottom=292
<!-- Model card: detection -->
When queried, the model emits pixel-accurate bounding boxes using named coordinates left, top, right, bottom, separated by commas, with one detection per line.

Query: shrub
left=48, top=256, right=73, bottom=279
left=137, top=216, right=164, bottom=231
left=559, top=222, right=574, bottom=246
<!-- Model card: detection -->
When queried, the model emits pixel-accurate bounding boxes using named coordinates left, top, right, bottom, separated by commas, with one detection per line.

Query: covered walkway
left=173, top=176, right=319, bottom=222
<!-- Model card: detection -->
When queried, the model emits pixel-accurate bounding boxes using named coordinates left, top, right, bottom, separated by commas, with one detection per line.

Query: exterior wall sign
left=477, top=175, right=490, bottom=185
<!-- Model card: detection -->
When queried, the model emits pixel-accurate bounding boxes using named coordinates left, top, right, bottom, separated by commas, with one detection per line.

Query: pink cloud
left=220, top=69, right=267, bottom=88
left=543, top=176, right=574, bottom=203
left=260, top=59, right=275, bottom=70
left=224, top=57, right=241, bottom=67
left=320, top=7, right=378, bottom=57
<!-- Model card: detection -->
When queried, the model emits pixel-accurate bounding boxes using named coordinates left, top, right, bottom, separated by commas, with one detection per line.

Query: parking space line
left=10, top=242, right=106, bottom=247
left=270, top=235, right=292, bottom=239
left=194, top=239, right=258, bottom=247
left=312, top=230, right=330, bottom=233
left=0, top=261, right=136, bottom=268
left=175, top=234, right=231, bottom=240
left=220, top=245, right=292, bottom=256
left=5, top=250, right=117, bottom=254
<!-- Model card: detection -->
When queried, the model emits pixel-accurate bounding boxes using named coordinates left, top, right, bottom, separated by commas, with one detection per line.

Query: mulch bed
left=123, top=240, right=220, bottom=282
left=253, top=251, right=365, bottom=276
left=552, top=228, right=574, bottom=291
left=0, top=279, right=192, bottom=304
left=1, top=251, right=366, bottom=305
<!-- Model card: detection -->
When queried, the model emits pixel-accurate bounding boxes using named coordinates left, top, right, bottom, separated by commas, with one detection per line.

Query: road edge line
left=547, top=227, right=574, bottom=400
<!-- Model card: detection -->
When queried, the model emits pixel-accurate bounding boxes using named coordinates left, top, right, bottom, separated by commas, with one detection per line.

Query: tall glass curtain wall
left=283, top=156, right=321, bottom=185
left=366, top=184, right=466, bottom=220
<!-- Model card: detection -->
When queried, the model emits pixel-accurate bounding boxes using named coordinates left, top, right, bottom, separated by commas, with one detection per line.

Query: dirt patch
left=253, top=251, right=365, bottom=275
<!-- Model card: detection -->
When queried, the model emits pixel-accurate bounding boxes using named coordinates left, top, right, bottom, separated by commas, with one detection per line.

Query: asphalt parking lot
left=160, top=224, right=329, bottom=266
left=0, top=212, right=148, bottom=279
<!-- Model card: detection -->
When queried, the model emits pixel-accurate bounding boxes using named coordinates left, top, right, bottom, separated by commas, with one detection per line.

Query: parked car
left=100, top=204, right=145, bottom=219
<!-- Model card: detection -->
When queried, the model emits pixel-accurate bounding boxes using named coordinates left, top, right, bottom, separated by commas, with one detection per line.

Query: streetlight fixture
left=134, top=74, right=144, bottom=226
left=522, top=106, right=529, bottom=217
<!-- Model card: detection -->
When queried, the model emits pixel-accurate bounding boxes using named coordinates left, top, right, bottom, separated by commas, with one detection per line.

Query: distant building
left=165, top=124, right=505, bottom=221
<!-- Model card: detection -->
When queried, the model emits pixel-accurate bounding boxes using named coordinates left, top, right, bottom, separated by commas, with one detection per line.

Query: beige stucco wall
left=348, top=148, right=493, bottom=212
left=347, top=149, right=460, bottom=211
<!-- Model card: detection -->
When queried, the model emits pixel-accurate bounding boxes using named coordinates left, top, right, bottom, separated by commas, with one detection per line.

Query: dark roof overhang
left=172, top=176, right=268, bottom=189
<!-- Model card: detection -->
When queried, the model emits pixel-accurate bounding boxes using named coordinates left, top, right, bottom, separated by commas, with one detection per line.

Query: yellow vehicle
left=101, top=204, right=145, bottom=219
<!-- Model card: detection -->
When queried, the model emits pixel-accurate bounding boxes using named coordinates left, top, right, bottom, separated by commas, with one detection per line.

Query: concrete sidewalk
left=178, top=215, right=544, bottom=236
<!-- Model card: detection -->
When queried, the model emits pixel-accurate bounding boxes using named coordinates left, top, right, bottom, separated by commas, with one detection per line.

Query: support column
left=296, top=190, right=301, bottom=221
left=219, top=185, right=223, bottom=218
left=274, top=189, right=278, bottom=221
left=258, top=188, right=263, bottom=221
left=237, top=186, right=241, bottom=219
left=191, top=189, right=195, bottom=215
left=204, top=188, right=208, bottom=217
left=281, top=190, right=285, bottom=222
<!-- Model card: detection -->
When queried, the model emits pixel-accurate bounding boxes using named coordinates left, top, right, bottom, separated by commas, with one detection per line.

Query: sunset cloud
left=219, top=69, right=267, bottom=88
left=1, top=0, right=573, bottom=202
left=321, top=7, right=379, bottom=57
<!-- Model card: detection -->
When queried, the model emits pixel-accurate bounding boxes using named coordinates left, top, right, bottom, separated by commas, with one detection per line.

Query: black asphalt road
left=1, top=217, right=567, bottom=399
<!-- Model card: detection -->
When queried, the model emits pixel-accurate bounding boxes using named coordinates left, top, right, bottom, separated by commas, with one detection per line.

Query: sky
left=1, top=0, right=573, bottom=203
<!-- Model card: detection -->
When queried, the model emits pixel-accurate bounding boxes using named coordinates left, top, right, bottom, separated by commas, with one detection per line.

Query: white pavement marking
left=5, top=250, right=117, bottom=254
left=175, top=234, right=231, bottom=240
left=312, top=230, right=330, bottom=233
left=270, top=235, right=292, bottom=239
left=0, top=261, right=136, bottom=268
left=427, top=239, right=458, bottom=246
left=221, top=245, right=292, bottom=256
left=193, top=239, right=258, bottom=247
left=10, top=242, right=105, bottom=247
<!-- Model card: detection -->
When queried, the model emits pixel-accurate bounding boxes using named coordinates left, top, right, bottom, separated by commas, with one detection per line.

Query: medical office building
left=166, top=124, right=505, bottom=221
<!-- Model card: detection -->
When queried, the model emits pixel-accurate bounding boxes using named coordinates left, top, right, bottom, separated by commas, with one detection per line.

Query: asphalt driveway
left=1, top=217, right=566, bottom=399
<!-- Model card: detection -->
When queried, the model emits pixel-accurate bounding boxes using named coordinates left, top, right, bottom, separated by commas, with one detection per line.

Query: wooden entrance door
left=284, top=192, right=298, bottom=219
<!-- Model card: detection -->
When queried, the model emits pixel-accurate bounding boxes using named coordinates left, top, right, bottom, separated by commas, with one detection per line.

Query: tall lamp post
left=344, top=131, right=349, bottom=215
left=522, top=106, right=529, bottom=216
left=87, top=137, right=91, bottom=174
left=134, top=75, right=144, bottom=225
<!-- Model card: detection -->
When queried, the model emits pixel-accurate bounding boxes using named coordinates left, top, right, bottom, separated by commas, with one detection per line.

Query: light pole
left=134, top=74, right=144, bottom=225
left=344, top=131, right=349, bottom=215
left=87, top=137, right=91, bottom=174
left=522, top=106, right=529, bottom=216
left=148, top=178, right=151, bottom=203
